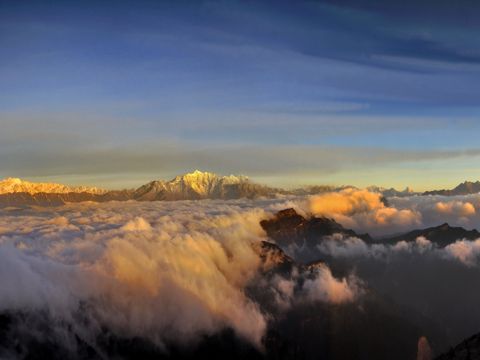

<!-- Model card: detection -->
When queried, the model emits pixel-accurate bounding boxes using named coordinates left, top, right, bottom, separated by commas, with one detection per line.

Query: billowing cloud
left=267, top=264, right=361, bottom=310
left=313, top=232, right=480, bottom=268
left=390, top=194, right=480, bottom=230
left=120, top=216, right=153, bottom=231
left=444, top=239, right=480, bottom=267
left=0, top=199, right=359, bottom=350
left=307, top=189, right=421, bottom=235
left=301, top=264, right=360, bottom=304
left=435, top=201, right=476, bottom=217
left=308, top=189, right=384, bottom=216
left=315, top=234, right=438, bottom=260
left=3, top=193, right=480, bottom=354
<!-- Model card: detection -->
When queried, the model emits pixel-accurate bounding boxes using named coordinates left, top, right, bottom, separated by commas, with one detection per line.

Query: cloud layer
left=0, top=199, right=362, bottom=349
left=3, top=190, right=480, bottom=352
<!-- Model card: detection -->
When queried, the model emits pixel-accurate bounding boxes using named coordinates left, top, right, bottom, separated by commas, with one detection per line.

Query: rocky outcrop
left=260, top=208, right=373, bottom=248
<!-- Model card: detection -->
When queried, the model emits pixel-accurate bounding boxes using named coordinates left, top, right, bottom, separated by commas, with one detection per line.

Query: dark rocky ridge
left=383, top=223, right=480, bottom=248
left=260, top=208, right=373, bottom=249
left=436, top=332, right=480, bottom=359
left=261, top=209, right=480, bottom=252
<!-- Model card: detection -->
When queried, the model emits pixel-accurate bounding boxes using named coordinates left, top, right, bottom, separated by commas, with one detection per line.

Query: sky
left=1, top=0, right=480, bottom=190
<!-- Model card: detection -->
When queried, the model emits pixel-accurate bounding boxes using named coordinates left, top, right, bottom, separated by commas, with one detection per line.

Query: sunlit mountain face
left=2, top=0, right=480, bottom=359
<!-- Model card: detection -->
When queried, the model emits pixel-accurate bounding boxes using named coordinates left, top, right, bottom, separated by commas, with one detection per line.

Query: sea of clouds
left=2, top=190, right=480, bottom=351
left=0, top=198, right=360, bottom=350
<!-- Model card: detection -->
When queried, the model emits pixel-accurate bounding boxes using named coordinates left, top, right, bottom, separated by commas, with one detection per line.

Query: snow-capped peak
left=0, top=178, right=106, bottom=195
left=133, top=170, right=268, bottom=201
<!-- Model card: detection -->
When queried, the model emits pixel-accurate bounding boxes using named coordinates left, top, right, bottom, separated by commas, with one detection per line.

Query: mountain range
left=0, top=171, right=280, bottom=206
left=0, top=177, right=106, bottom=195
left=424, top=181, right=480, bottom=196
left=1, top=171, right=480, bottom=207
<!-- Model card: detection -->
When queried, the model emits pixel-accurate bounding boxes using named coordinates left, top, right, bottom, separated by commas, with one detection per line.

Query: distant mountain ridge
left=3, top=171, right=479, bottom=207
left=0, top=171, right=281, bottom=206
left=424, top=181, right=480, bottom=196
left=0, top=190, right=134, bottom=207
left=367, top=185, right=417, bottom=197
left=0, top=177, right=106, bottom=195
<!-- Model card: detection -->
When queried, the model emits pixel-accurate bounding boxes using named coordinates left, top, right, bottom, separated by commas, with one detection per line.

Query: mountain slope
left=133, top=170, right=278, bottom=200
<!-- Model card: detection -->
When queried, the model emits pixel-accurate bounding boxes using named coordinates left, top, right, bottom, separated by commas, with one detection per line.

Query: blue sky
left=1, top=0, right=480, bottom=190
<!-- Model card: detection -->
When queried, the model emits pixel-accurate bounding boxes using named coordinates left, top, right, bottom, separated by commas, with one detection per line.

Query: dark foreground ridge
left=436, top=332, right=480, bottom=359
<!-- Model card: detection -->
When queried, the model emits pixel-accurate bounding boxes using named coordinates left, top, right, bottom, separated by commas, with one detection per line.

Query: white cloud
left=301, top=264, right=360, bottom=304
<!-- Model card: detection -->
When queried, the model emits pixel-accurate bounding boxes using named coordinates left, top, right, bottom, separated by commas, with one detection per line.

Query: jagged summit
left=260, top=208, right=373, bottom=249
left=0, top=171, right=277, bottom=206
left=0, top=177, right=106, bottom=195
left=133, top=170, right=275, bottom=201
left=424, top=180, right=480, bottom=196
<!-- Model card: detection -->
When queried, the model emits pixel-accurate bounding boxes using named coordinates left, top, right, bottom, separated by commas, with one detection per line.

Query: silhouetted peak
left=260, top=208, right=372, bottom=249
left=276, top=208, right=302, bottom=219
left=438, top=223, right=451, bottom=230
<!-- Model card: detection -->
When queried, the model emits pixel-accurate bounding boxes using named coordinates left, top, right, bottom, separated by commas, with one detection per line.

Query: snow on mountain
left=133, top=170, right=276, bottom=200
left=0, top=177, right=106, bottom=195
left=0, top=171, right=422, bottom=206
